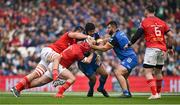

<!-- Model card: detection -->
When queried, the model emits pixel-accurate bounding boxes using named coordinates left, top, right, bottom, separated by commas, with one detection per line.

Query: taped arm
left=129, top=28, right=144, bottom=45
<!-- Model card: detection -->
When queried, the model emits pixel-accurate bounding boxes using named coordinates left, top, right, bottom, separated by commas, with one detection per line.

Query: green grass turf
left=0, top=92, right=180, bottom=105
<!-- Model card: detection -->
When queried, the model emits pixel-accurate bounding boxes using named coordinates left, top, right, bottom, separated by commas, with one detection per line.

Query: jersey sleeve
left=140, top=19, right=145, bottom=30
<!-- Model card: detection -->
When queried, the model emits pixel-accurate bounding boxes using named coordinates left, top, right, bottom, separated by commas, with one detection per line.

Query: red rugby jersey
left=141, top=16, right=170, bottom=51
left=60, top=42, right=91, bottom=68
left=48, top=32, right=77, bottom=54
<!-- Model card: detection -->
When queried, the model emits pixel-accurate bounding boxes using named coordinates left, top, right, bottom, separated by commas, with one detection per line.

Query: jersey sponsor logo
left=127, top=57, right=132, bottom=63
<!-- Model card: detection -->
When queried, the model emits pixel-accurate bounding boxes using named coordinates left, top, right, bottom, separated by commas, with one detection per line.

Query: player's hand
left=167, top=49, right=174, bottom=56
left=87, top=36, right=96, bottom=45
left=95, top=55, right=101, bottom=66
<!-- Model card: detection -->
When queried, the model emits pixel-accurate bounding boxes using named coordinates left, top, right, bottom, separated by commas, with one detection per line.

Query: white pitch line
left=0, top=104, right=180, bottom=105
left=1, top=92, right=180, bottom=96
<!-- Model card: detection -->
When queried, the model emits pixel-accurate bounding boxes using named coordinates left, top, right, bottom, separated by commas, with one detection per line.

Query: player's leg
left=113, top=65, right=130, bottom=97
left=143, top=48, right=159, bottom=99
left=29, top=71, right=65, bottom=88
left=144, top=66, right=159, bottom=99
left=96, top=64, right=109, bottom=97
left=11, top=63, right=47, bottom=97
left=55, top=68, right=76, bottom=98
left=114, top=55, right=137, bottom=98
left=154, top=50, right=165, bottom=98
left=77, top=61, right=96, bottom=97
left=86, top=74, right=96, bottom=97
left=41, top=47, right=61, bottom=81
left=11, top=47, right=56, bottom=97
left=28, top=47, right=61, bottom=88
left=29, top=74, right=53, bottom=88
left=46, top=62, right=76, bottom=98
left=154, top=66, right=163, bottom=98
left=124, top=73, right=131, bottom=96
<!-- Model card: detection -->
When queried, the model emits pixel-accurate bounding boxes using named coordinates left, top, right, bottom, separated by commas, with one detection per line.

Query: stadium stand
left=0, top=0, right=179, bottom=77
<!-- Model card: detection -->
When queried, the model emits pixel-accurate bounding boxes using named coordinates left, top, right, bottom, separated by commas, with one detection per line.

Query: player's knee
left=114, top=69, right=122, bottom=76
left=89, top=75, right=96, bottom=82
left=121, top=70, right=128, bottom=76
left=144, top=67, right=153, bottom=73
left=155, top=69, right=162, bottom=76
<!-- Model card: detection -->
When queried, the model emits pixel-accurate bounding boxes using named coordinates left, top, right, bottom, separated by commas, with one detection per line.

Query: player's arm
left=88, top=35, right=115, bottom=51
left=129, top=28, right=144, bottom=46
left=166, top=30, right=175, bottom=48
left=52, top=54, right=62, bottom=81
left=166, top=30, right=176, bottom=55
left=90, top=42, right=113, bottom=52
left=96, top=38, right=104, bottom=46
left=68, top=32, right=88, bottom=39
left=81, top=52, right=94, bottom=64
left=164, top=22, right=176, bottom=55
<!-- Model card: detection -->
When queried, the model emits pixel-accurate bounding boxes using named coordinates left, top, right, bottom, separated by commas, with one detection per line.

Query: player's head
left=79, top=42, right=91, bottom=53
left=85, top=23, right=95, bottom=36
left=144, top=5, right=155, bottom=17
left=107, top=21, right=117, bottom=36
left=74, top=26, right=84, bottom=33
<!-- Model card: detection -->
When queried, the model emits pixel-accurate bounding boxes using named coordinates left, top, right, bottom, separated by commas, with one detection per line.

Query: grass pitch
left=0, top=92, right=180, bottom=105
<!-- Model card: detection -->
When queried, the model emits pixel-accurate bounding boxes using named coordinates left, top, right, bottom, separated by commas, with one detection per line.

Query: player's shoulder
left=154, top=16, right=165, bottom=22
left=116, top=30, right=126, bottom=37
left=141, top=17, right=151, bottom=25
left=141, top=17, right=148, bottom=22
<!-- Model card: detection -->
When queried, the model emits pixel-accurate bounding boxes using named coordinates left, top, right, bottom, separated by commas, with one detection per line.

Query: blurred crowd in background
left=0, top=0, right=179, bottom=76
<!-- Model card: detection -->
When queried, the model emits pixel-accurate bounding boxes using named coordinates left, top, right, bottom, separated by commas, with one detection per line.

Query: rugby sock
left=156, top=79, right=162, bottom=93
left=15, top=77, right=30, bottom=92
left=57, top=81, right=71, bottom=94
left=98, top=75, right=107, bottom=90
left=147, top=79, right=157, bottom=95
left=89, top=81, right=95, bottom=92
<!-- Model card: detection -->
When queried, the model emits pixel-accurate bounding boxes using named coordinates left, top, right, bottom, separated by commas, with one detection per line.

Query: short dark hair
left=145, top=5, right=155, bottom=13
left=107, top=21, right=117, bottom=28
left=85, top=23, right=95, bottom=33
left=74, top=26, right=84, bottom=32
